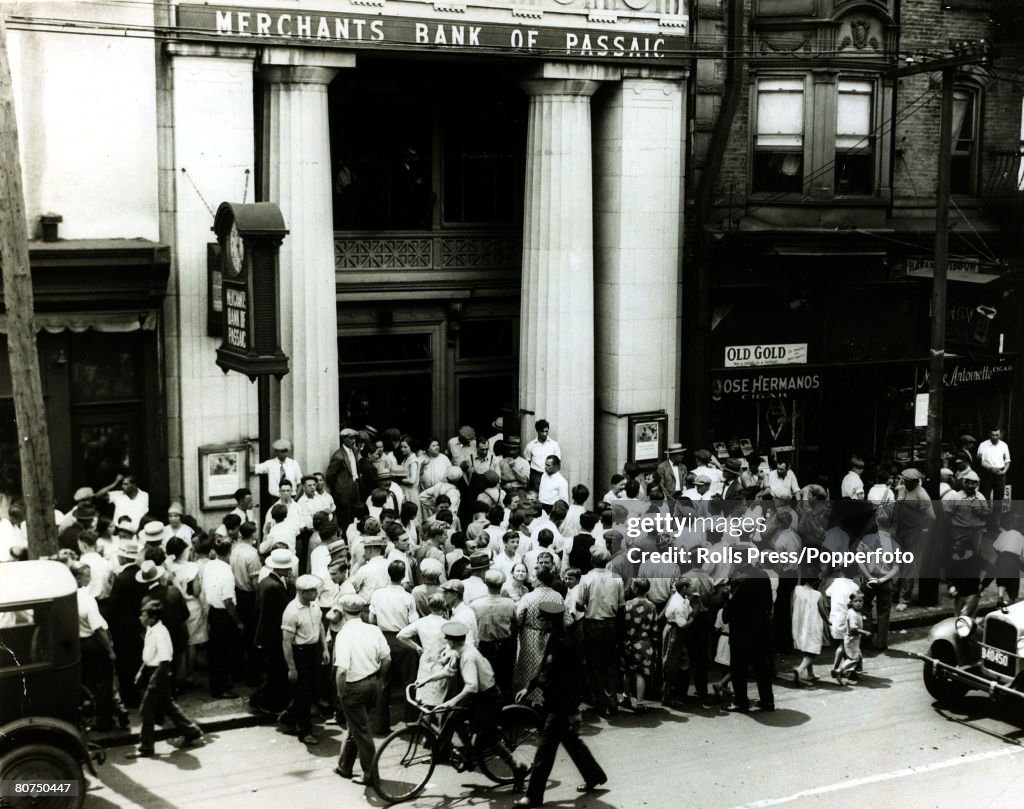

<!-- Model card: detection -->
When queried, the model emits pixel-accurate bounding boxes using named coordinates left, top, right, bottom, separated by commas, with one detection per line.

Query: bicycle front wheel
left=371, top=725, right=438, bottom=803
left=478, top=704, right=543, bottom=784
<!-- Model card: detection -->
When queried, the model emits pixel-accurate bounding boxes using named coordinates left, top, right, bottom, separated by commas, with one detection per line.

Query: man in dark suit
left=723, top=547, right=775, bottom=713
left=108, top=541, right=147, bottom=707
left=326, top=428, right=362, bottom=531
left=657, top=444, right=687, bottom=499
left=249, top=549, right=296, bottom=716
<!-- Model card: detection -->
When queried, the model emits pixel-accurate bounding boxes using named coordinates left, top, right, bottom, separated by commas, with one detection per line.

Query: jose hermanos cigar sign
left=176, top=4, right=689, bottom=64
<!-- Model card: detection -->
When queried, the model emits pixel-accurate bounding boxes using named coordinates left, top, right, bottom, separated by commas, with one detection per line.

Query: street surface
left=84, top=627, right=1024, bottom=809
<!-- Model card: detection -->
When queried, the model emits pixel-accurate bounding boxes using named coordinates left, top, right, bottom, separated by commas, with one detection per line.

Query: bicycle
left=370, top=683, right=542, bottom=803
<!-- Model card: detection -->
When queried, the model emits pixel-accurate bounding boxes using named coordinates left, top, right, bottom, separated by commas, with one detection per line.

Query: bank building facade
left=5, top=0, right=690, bottom=518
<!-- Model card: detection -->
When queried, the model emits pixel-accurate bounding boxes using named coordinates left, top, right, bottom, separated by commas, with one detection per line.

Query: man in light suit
left=326, top=428, right=362, bottom=532
left=657, top=443, right=688, bottom=499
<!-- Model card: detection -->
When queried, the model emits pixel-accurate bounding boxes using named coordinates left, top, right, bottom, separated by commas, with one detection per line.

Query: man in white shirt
left=335, top=595, right=390, bottom=783
left=977, top=427, right=1011, bottom=512
left=202, top=538, right=245, bottom=698
left=298, top=475, right=335, bottom=520
left=447, top=425, right=477, bottom=469
left=78, top=530, right=114, bottom=603
left=349, top=538, right=392, bottom=600
left=840, top=456, right=866, bottom=500
left=72, top=562, right=119, bottom=731
left=255, top=439, right=302, bottom=499
left=692, top=450, right=724, bottom=497
left=440, top=579, right=478, bottom=646
left=768, top=461, right=800, bottom=501
left=369, top=560, right=418, bottom=734
left=524, top=419, right=562, bottom=493
left=538, top=455, right=569, bottom=510
left=107, top=475, right=149, bottom=531
left=263, top=481, right=311, bottom=536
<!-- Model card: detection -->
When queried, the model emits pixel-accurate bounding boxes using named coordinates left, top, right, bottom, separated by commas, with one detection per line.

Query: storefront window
left=70, top=333, right=142, bottom=402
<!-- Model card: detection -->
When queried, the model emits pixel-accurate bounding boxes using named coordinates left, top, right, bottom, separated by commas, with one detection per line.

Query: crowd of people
left=0, top=417, right=1019, bottom=796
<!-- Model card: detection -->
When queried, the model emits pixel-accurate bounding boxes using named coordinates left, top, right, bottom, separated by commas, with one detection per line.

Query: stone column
left=519, top=66, right=602, bottom=493
left=593, top=70, right=687, bottom=490
left=260, top=49, right=353, bottom=475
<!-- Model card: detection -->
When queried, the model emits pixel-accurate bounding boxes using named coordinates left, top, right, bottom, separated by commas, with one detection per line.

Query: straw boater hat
left=73, top=487, right=95, bottom=503
left=327, top=538, right=348, bottom=561
left=268, top=548, right=296, bottom=569
left=116, top=539, right=140, bottom=559
left=272, top=439, right=291, bottom=451
left=665, top=443, right=685, bottom=457
left=491, top=416, right=503, bottom=432
left=141, top=522, right=166, bottom=543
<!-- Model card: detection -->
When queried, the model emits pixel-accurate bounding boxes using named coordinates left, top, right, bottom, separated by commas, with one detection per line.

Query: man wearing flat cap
left=499, top=437, right=530, bottom=492
left=334, top=595, right=390, bottom=784
left=255, top=439, right=303, bottom=499
left=281, top=574, right=328, bottom=745
left=891, top=467, right=934, bottom=610
left=942, top=469, right=990, bottom=562
left=416, top=622, right=527, bottom=784
left=657, top=444, right=688, bottom=499
left=447, top=425, right=478, bottom=469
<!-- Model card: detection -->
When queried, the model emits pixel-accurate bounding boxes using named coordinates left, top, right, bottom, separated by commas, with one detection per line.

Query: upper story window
left=751, top=72, right=888, bottom=200
left=835, top=80, right=874, bottom=196
left=753, top=78, right=805, bottom=193
left=753, top=77, right=806, bottom=194
left=950, top=88, right=979, bottom=195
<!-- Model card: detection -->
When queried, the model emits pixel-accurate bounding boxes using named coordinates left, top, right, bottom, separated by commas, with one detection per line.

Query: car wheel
left=923, top=642, right=969, bottom=707
left=0, top=743, right=85, bottom=809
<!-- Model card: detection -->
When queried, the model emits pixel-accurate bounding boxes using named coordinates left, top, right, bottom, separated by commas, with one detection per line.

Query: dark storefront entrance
left=0, top=241, right=169, bottom=515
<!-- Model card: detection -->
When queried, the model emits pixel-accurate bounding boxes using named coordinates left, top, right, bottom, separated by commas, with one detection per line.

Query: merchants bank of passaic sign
left=176, top=4, right=689, bottom=64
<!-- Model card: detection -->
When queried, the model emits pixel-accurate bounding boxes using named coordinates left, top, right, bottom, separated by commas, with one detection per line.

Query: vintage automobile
left=916, top=601, right=1024, bottom=708
left=0, top=560, right=105, bottom=808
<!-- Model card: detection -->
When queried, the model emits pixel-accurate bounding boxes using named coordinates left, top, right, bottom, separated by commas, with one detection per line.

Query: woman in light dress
left=399, top=593, right=450, bottom=706
left=418, top=439, right=452, bottom=491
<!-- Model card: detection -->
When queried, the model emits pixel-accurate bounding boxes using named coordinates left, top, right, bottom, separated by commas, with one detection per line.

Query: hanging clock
left=226, top=220, right=244, bottom=277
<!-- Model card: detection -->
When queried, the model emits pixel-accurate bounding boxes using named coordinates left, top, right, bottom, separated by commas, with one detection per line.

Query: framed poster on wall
left=198, top=443, right=249, bottom=510
left=627, top=411, right=668, bottom=467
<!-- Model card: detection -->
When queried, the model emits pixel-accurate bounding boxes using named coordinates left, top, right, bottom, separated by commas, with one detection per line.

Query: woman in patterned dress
left=395, top=436, right=423, bottom=523
left=621, top=578, right=658, bottom=713
left=512, top=566, right=564, bottom=706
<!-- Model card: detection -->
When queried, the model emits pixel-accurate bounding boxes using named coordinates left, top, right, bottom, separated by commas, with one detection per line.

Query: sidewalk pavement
left=89, top=590, right=1000, bottom=751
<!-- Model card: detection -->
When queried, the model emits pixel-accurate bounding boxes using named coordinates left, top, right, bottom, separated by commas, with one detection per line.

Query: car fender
left=0, top=716, right=98, bottom=775
left=927, top=616, right=977, bottom=666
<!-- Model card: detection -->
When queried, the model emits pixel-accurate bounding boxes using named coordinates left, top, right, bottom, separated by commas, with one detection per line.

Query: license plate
left=981, top=646, right=1010, bottom=668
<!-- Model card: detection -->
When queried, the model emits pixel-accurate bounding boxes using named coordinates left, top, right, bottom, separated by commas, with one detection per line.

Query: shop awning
left=0, top=311, right=158, bottom=333
left=905, top=266, right=1001, bottom=285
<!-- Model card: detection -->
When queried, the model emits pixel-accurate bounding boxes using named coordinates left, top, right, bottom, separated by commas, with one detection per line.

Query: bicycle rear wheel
left=371, top=725, right=438, bottom=803
left=478, top=704, right=542, bottom=784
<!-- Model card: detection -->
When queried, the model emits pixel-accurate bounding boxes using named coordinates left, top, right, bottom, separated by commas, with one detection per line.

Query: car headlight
left=955, top=616, right=974, bottom=638
left=1016, top=636, right=1024, bottom=655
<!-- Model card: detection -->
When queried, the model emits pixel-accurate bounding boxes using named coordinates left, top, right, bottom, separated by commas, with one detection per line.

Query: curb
left=94, top=711, right=271, bottom=750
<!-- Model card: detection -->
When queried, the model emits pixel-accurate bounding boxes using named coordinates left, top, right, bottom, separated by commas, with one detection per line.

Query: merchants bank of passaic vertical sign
left=176, top=4, right=689, bottom=64
left=213, top=202, right=290, bottom=380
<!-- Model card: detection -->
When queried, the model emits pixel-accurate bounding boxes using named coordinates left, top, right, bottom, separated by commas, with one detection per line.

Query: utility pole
left=0, top=14, right=58, bottom=558
left=893, top=43, right=992, bottom=604
left=918, top=68, right=954, bottom=605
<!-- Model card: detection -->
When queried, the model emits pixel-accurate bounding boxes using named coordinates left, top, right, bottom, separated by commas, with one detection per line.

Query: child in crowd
left=835, top=590, right=872, bottom=684
left=825, top=572, right=861, bottom=677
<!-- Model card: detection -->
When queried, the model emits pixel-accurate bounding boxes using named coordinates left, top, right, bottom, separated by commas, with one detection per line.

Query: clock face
left=227, top=221, right=244, bottom=277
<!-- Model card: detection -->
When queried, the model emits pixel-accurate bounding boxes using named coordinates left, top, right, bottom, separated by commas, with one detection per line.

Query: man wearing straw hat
left=657, top=443, right=688, bottom=499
